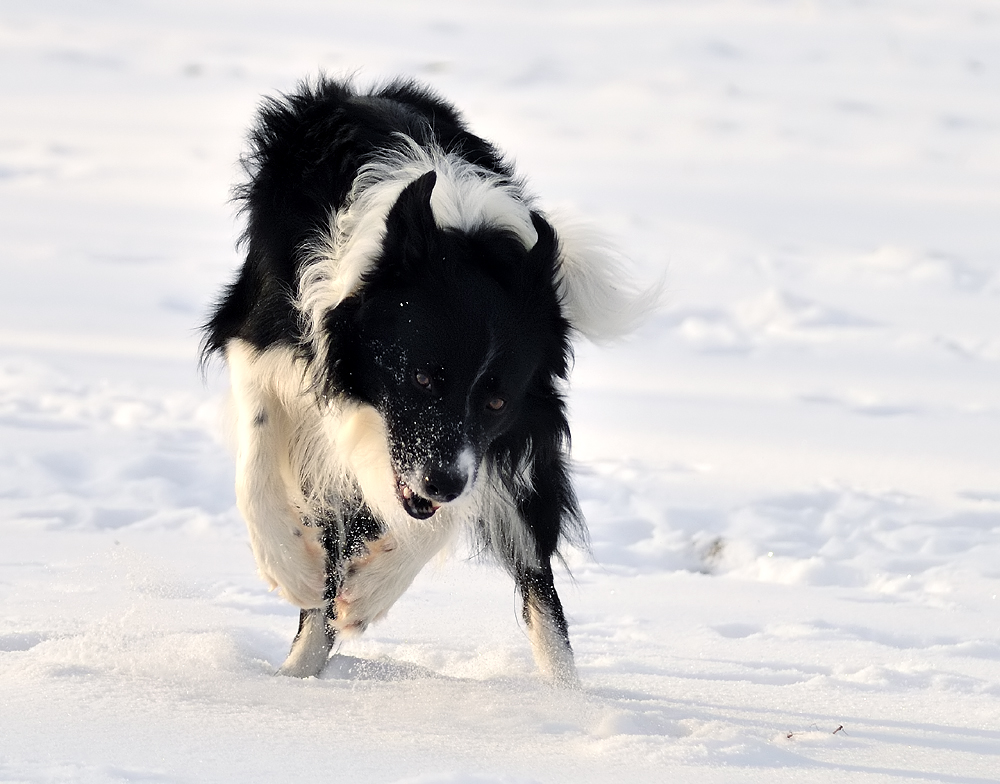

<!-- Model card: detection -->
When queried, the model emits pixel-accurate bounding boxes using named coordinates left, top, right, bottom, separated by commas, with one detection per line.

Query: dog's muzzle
left=395, top=462, right=473, bottom=519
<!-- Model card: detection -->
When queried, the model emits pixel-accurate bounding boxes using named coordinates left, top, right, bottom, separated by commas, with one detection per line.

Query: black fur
left=204, top=76, right=587, bottom=681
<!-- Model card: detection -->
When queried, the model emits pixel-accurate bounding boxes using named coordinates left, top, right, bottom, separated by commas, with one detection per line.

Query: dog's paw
left=253, top=525, right=327, bottom=609
left=331, top=535, right=409, bottom=635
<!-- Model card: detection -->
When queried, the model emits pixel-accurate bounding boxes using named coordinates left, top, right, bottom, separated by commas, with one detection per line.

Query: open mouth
left=395, top=475, right=441, bottom=520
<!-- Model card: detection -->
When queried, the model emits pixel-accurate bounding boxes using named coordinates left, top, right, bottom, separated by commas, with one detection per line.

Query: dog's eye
left=486, top=396, right=505, bottom=411
left=414, top=370, right=432, bottom=389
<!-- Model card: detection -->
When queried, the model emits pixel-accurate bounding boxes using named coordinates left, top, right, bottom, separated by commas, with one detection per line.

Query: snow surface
left=2, top=1, right=999, bottom=781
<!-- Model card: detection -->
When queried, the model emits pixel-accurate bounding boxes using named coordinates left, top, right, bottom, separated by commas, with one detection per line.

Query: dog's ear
left=524, top=211, right=573, bottom=378
left=527, top=211, right=558, bottom=271
left=380, top=170, right=439, bottom=276
left=524, top=210, right=563, bottom=295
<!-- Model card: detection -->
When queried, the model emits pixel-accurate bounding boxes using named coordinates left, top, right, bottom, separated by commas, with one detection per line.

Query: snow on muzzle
left=394, top=447, right=477, bottom=519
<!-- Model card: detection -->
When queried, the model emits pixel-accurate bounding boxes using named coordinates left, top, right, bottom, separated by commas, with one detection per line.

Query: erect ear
left=379, top=170, right=439, bottom=275
left=527, top=211, right=558, bottom=268
left=524, top=210, right=561, bottom=291
left=525, top=211, right=572, bottom=374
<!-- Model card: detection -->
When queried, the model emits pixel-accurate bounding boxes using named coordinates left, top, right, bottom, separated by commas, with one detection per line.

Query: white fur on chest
left=225, top=338, right=535, bottom=622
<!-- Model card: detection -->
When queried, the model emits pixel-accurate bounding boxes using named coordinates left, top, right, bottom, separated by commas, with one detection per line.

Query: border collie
left=203, top=77, right=651, bottom=684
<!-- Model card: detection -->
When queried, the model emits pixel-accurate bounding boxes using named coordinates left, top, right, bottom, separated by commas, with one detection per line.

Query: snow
left=1, top=1, right=999, bottom=781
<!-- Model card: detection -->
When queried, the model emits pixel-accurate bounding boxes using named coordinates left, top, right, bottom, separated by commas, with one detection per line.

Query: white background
left=1, top=2, right=998, bottom=782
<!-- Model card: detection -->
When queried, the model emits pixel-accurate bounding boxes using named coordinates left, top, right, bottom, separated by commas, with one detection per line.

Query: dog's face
left=353, top=278, right=542, bottom=519
left=325, top=172, right=569, bottom=519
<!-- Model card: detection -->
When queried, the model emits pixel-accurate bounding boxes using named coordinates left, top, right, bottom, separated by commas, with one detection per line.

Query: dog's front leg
left=277, top=504, right=385, bottom=678
left=229, top=343, right=327, bottom=609
left=276, top=607, right=334, bottom=677
left=518, top=563, right=580, bottom=687
left=513, top=454, right=581, bottom=687
left=333, top=519, right=454, bottom=635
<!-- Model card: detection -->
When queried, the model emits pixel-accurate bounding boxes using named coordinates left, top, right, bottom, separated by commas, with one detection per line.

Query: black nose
left=421, top=466, right=467, bottom=504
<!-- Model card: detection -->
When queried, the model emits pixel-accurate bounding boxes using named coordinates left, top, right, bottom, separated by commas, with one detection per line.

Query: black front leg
left=508, top=435, right=582, bottom=686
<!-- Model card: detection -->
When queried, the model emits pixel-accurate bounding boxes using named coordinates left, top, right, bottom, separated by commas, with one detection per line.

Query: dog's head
left=323, top=171, right=571, bottom=519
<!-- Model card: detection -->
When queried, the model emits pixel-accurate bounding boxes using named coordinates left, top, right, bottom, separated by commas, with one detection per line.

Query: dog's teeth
left=401, top=485, right=412, bottom=498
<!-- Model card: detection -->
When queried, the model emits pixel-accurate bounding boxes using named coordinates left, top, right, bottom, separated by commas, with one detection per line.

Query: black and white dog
left=203, top=77, right=649, bottom=684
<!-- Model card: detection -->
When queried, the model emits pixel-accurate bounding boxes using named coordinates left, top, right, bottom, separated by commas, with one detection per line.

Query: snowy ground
left=1, top=1, right=999, bottom=782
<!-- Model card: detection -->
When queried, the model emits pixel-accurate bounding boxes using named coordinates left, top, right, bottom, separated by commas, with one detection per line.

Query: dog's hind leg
left=276, top=608, right=334, bottom=677
left=518, top=563, right=580, bottom=687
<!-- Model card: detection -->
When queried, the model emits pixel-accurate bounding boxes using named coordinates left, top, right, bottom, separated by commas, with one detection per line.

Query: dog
left=202, top=76, right=651, bottom=684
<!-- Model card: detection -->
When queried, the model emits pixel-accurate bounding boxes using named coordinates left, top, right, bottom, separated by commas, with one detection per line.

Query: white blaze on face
left=456, top=444, right=478, bottom=497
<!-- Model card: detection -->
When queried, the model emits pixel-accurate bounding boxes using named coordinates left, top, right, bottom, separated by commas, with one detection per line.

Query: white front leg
left=333, top=522, right=454, bottom=634
left=229, top=341, right=327, bottom=609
